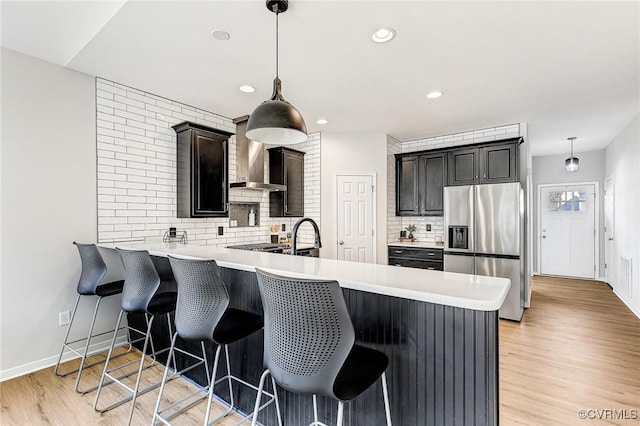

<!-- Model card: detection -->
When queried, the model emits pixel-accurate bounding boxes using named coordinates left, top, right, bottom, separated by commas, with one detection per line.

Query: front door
left=336, top=173, right=375, bottom=263
left=540, top=184, right=596, bottom=279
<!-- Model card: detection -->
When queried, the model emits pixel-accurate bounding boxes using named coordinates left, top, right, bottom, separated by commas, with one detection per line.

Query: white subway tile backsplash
left=114, top=94, right=146, bottom=109
left=126, top=91, right=151, bottom=105
left=97, top=97, right=126, bottom=111
left=97, top=78, right=320, bottom=246
left=400, top=123, right=521, bottom=153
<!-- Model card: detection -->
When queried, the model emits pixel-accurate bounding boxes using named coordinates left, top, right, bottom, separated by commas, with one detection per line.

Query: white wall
left=0, top=48, right=122, bottom=379
left=320, top=133, right=388, bottom=263
left=605, top=114, right=640, bottom=317
left=531, top=150, right=606, bottom=275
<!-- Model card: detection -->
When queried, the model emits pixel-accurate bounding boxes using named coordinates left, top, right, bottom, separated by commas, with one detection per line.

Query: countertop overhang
left=101, top=241, right=510, bottom=311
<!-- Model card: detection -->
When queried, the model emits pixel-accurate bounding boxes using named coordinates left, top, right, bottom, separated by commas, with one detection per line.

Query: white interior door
left=336, top=173, right=375, bottom=263
left=540, top=184, right=596, bottom=279
left=604, top=176, right=615, bottom=284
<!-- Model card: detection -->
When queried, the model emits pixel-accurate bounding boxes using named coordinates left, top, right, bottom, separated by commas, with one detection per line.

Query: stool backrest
left=74, top=242, right=108, bottom=295
left=168, top=257, right=230, bottom=341
left=255, top=268, right=355, bottom=397
left=117, top=249, right=161, bottom=313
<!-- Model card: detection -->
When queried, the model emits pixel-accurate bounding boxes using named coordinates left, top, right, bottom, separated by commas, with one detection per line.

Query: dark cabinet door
left=448, top=148, right=479, bottom=186
left=268, top=147, right=305, bottom=217
left=173, top=122, right=231, bottom=218
left=479, top=143, right=517, bottom=184
left=283, top=151, right=304, bottom=216
left=396, top=156, right=419, bottom=215
left=193, top=132, right=228, bottom=215
left=421, top=153, right=446, bottom=215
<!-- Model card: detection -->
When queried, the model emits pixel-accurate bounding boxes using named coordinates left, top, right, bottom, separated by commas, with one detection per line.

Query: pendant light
left=246, top=0, right=307, bottom=145
left=565, top=137, right=579, bottom=172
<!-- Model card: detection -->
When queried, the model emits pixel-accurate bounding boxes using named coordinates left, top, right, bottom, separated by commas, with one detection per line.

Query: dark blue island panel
left=130, top=257, right=499, bottom=426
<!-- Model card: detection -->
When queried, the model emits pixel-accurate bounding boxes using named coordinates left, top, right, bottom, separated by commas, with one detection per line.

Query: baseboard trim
left=613, top=290, right=640, bottom=319
left=0, top=334, right=129, bottom=382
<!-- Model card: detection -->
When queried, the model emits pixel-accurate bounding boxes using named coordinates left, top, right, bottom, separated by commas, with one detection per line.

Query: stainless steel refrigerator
left=444, top=182, right=526, bottom=321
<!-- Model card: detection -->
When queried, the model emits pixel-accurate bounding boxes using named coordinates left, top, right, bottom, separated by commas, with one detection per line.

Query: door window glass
left=548, top=191, right=587, bottom=212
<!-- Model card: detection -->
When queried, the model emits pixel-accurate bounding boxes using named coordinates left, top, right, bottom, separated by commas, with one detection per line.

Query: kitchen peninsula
left=102, top=241, right=510, bottom=425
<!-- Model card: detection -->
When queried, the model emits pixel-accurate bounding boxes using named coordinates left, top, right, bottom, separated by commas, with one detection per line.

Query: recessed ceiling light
left=211, top=30, right=230, bottom=41
left=427, top=91, right=443, bottom=99
left=239, top=85, right=256, bottom=93
left=316, top=118, right=328, bottom=125
left=371, top=27, right=396, bottom=43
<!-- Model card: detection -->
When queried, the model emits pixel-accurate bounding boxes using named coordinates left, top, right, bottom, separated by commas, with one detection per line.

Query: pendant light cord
left=275, top=9, right=279, bottom=79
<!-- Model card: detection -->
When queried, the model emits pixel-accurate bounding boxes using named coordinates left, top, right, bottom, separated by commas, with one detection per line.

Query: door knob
left=339, top=241, right=344, bottom=245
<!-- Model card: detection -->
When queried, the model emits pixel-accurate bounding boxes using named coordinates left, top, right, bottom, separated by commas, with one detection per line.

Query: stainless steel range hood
left=230, top=116, right=286, bottom=191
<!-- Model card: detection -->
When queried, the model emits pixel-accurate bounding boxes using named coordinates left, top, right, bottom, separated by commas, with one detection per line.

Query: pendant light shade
left=565, top=137, right=579, bottom=172
left=246, top=78, right=307, bottom=144
left=246, top=0, right=307, bottom=145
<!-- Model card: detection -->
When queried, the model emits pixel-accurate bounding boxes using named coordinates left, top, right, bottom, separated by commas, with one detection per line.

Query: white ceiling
left=2, top=1, right=638, bottom=156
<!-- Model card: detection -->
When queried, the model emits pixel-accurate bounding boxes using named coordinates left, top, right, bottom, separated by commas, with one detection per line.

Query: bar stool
left=54, top=242, right=127, bottom=394
left=252, top=269, right=393, bottom=426
left=153, top=256, right=275, bottom=426
left=94, top=249, right=182, bottom=426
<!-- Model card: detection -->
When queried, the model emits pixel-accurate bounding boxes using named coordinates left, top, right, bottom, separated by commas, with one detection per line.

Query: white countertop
left=388, top=241, right=445, bottom=249
left=101, top=241, right=510, bottom=311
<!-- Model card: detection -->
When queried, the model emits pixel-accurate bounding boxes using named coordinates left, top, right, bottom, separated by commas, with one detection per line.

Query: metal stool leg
left=250, top=370, right=270, bottom=426
left=250, top=370, right=281, bottom=426
left=204, top=344, right=224, bottom=425
left=270, top=376, right=282, bottom=426
left=336, top=401, right=345, bottom=426
left=54, top=294, right=82, bottom=376
left=73, top=296, right=103, bottom=393
left=152, top=332, right=179, bottom=426
left=126, top=315, right=156, bottom=425
left=381, top=372, right=392, bottom=426
left=223, top=345, right=235, bottom=411
left=94, top=309, right=126, bottom=411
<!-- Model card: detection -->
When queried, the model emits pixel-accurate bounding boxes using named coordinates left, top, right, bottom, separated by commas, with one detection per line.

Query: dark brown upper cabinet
left=268, top=147, right=305, bottom=217
left=396, top=156, right=419, bottom=215
left=173, top=121, right=232, bottom=218
left=448, top=138, right=520, bottom=186
left=448, top=147, right=479, bottom=186
left=479, top=143, right=517, bottom=184
left=396, top=152, right=447, bottom=216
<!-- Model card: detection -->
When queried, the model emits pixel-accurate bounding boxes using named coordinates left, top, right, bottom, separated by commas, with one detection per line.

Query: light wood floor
left=500, top=276, right=640, bottom=425
left=0, top=347, right=246, bottom=425
left=1, top=276, right=639, bottom=425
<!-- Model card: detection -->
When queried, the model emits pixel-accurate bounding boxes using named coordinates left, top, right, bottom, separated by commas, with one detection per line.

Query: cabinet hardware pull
left=395, top=250, right=402, bottom=254
left=427, top=253, right=435, bottom=256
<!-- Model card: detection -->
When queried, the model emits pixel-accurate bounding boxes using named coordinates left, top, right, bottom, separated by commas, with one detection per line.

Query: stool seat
left=334, top=344, right=389, bottom=401
left=146, top=292, right=177, bottom=316
left=93, top=280, right=125, bottom=297
left=213, top=308, right=263, bottom=344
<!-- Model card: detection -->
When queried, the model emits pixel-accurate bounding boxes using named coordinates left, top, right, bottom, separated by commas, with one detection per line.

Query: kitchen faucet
left=291, top=217, right=321, bottom=255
